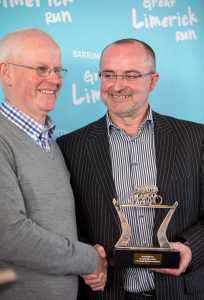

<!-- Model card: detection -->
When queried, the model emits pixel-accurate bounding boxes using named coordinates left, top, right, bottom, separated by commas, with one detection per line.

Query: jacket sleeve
left=178, top=139, right=204, bottom=270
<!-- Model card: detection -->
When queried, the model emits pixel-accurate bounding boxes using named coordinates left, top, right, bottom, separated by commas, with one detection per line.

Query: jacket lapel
left=153, top=112, right=176, bottom=197
left=85, top=116, right=121, bottom=232
left=153, top=112, right=177, bottom=243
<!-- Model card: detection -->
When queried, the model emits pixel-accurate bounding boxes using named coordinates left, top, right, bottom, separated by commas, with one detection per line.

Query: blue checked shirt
left=0, top=101, right=55, bottom=152
left=107, top=108, right=156, bottom=293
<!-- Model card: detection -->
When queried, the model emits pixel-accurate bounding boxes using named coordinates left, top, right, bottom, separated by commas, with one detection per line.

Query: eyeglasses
left=99, top=71, right=154, bottom=82
left=7, top=62, right=68, bottom=78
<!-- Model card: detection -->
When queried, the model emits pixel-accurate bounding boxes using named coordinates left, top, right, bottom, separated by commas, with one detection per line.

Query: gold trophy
left=110, top=185, right=180, bottom=268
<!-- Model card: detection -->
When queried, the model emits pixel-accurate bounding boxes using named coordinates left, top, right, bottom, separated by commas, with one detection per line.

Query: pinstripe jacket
left=57, top=112, right=204, bottom=300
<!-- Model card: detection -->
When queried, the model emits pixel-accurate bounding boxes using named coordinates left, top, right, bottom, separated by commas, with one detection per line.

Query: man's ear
left=0, top=63, right=13, bottom=86
left=150, top=72, right=160, bottom=92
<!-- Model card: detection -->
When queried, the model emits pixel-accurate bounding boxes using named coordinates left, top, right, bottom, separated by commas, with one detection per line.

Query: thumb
left=0, top=269, right=17, bottom=285
left=94, top=244, right=106, bottom=259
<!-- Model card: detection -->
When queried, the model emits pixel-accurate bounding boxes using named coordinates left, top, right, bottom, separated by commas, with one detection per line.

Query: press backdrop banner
left=0, top=0, right=203, bottom=137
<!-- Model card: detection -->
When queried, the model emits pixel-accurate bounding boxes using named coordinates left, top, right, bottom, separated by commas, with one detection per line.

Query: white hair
left=0, top=28, right=59, bottom=63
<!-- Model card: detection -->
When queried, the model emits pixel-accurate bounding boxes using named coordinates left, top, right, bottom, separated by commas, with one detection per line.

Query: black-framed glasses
left=99, top=71, right=155, bottom=82
left=7, top=62, right=68, bottom=78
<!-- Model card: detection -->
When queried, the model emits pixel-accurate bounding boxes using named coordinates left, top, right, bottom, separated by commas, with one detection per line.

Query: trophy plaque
left=110, top=186, right=180, bottom=268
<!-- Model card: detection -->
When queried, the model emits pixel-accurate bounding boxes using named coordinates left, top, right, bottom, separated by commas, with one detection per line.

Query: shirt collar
left=0, top=100, right=55, bottom=140
left=106, top=107, right=154, bottom=136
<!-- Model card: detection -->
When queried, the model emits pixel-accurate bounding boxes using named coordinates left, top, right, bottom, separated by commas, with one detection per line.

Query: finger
left=151, top=268, right=181, bottom=276
left=91, top=285, right=105, bottom=291
left=179, top=250, right=191, bottom=273
left=89, top=280, right=106, bottom=289
left=84, top=277, right=104, bottom=285
left=95, top=244, right=106, bottom=259
left=84, top=273, right=106, bottom=285
left=0, top=270, right=17, bottom=285
left=83, top=274, right=98, bottom=280
left=89, top=277, right=107, bottom=290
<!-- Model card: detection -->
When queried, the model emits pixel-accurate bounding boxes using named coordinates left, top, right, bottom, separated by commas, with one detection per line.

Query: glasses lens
left=57, top=68, right=68, bottom=78
left=36, top=66, right=49, bottom=77
left=100, top=72, right=116, bottom=81
left=36, top=66, right=68, bottom=78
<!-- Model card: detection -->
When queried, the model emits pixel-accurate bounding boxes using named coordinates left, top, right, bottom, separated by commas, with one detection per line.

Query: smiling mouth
left=110, top=94, right=131, bottom=101
left=38, top=89, right=57, bottom=95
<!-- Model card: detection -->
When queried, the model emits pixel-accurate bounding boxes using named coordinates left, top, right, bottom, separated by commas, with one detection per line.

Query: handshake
left=81, top=244, right=108, bottom=291
left=0, top=247, right=107, bottom=291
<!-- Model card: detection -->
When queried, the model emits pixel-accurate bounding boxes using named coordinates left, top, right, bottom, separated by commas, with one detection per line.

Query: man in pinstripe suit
left=57, top=39, right=204, bottom=300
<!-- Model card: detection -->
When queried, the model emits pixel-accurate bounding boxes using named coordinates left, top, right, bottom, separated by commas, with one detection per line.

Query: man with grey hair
left=0, top=28, right=106, bottom=300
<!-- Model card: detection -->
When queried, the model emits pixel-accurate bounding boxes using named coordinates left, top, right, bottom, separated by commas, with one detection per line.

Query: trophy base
left=110, top=247, right=180, bottom=268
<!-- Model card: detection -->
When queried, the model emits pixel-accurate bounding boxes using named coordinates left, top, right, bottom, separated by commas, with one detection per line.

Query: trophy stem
left=113, top=198, right=131, bottom=247
left=157, top=201, right=178, bottom=248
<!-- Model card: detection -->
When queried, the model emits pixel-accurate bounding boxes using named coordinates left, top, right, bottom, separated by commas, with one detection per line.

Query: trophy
left=110, top=185, right=180, bottom=268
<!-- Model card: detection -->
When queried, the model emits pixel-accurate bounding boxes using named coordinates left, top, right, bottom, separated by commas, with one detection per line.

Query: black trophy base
left=110, top=247, right=180, bottom=268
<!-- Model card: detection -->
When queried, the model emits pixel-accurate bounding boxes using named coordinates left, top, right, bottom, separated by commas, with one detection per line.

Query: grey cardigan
left=0, top=113, right=98, bottom=300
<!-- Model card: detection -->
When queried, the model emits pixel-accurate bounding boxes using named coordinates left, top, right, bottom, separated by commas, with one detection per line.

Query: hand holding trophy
left=110, top=185, right=180, bottom=268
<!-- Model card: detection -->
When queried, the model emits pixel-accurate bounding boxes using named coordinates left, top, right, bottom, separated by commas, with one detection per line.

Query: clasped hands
left=81, top=244, right=107, bottom=291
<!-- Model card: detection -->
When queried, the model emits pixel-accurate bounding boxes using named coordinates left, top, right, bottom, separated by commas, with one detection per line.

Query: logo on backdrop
left=72, top=50, right=100, bottom=60
left=131, top=0, right=198, bottom=42
left=0, top=0, right=74, bottom=25
left=70, top=51, right=101, bottom=106
left=71, top=69, right=100, bottom=106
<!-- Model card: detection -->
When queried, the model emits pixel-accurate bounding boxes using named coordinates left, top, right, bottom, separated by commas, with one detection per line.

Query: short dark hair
left=100, top=38, right=156, bottom=70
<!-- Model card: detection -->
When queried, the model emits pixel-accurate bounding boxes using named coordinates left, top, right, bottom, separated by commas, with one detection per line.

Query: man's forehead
left=102, top=43, right=147, bottom=62
left=18, top=36, right=59, bottom=54
left=105, top=42, right=145, bottom=53
left=101, top=43, right=151, bottom=70
left=102, top=49, right=147, bottom=66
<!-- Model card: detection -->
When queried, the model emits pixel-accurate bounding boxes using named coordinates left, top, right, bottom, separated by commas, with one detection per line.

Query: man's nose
left=112, top=76, right=126, bottom=90
left=46, top=70, right=62, bottom=84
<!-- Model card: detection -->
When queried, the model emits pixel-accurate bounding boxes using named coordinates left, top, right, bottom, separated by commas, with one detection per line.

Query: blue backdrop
left=0, top=0, right=203, bottom=138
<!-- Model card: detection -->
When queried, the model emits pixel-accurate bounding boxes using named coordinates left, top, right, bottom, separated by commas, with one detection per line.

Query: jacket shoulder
left=57, top=116, right=106, bottom=142
left=153, top=111, right=204, bottom=132
left=56, top=116, right=106, bottom=148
